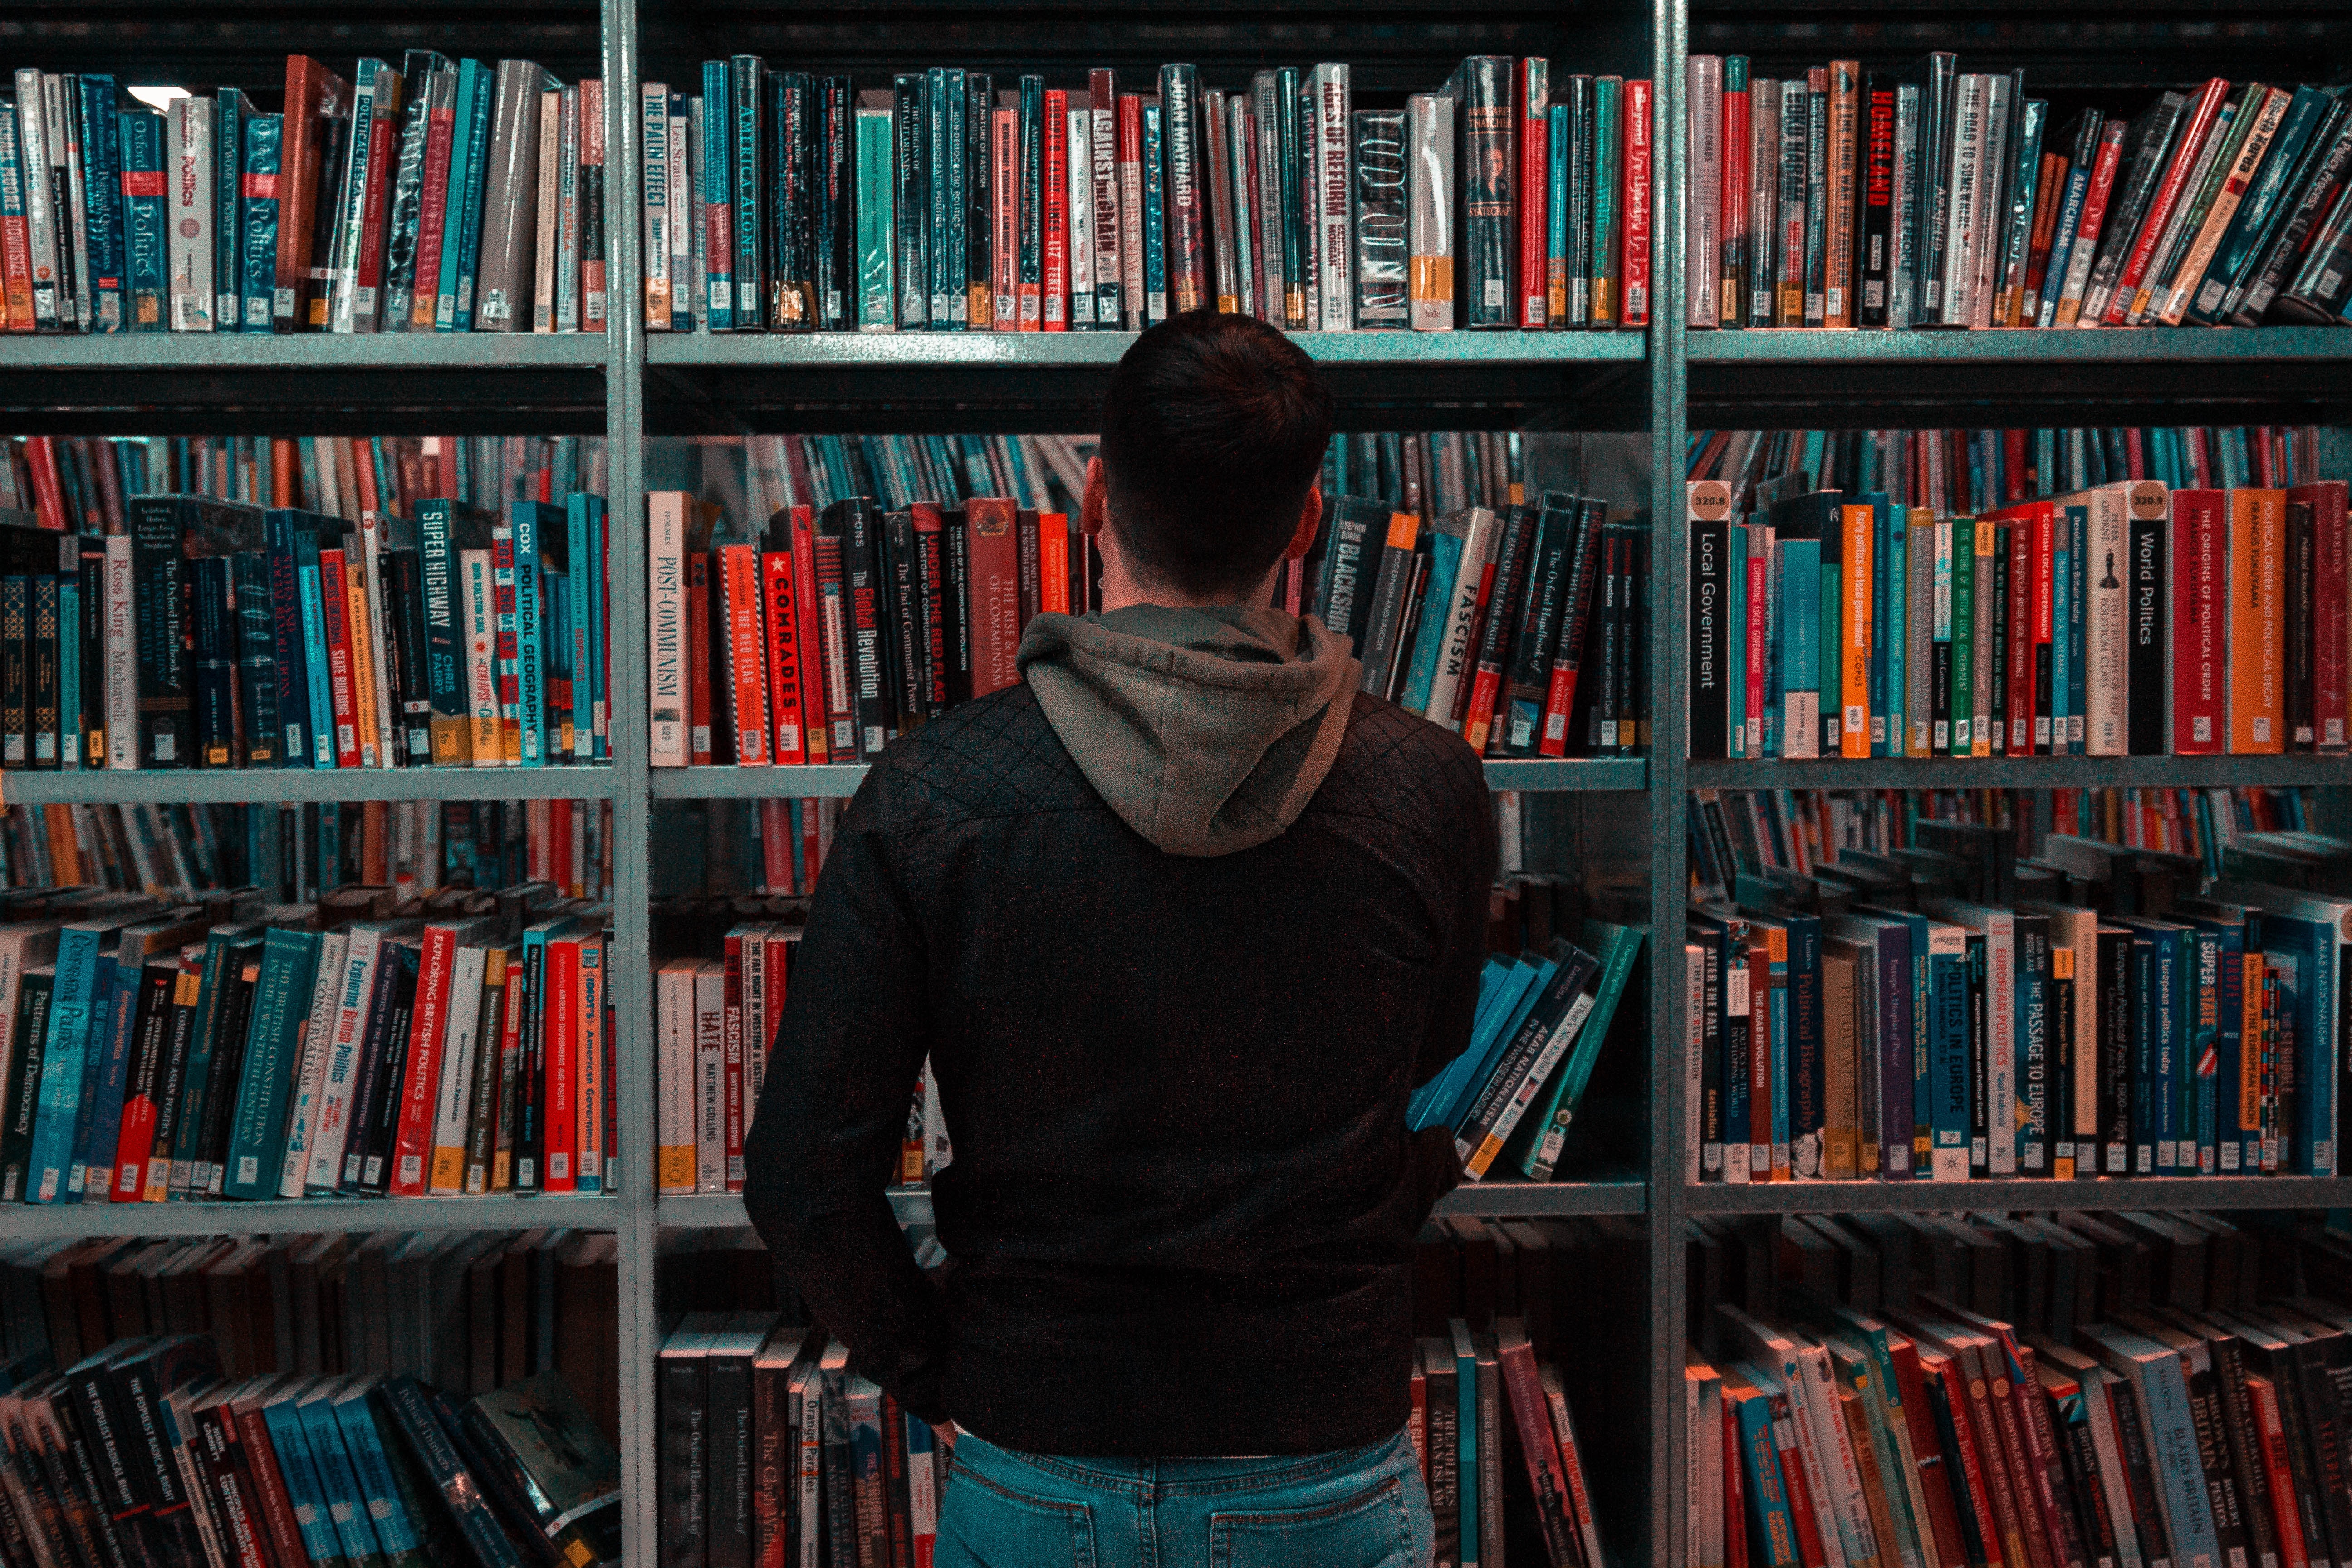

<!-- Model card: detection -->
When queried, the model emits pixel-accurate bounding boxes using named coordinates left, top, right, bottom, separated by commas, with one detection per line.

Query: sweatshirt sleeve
left=1413, top=744, right=1499, bottom=1091
left=741, top=774, right=950, bottom=1424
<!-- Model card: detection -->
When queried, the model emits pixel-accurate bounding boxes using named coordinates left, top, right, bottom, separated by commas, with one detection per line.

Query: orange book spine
left=2228, top=487, right=2285, bottom=753
left=1840, top=503, right=1872, bottom=756
left=720, top=543, right=771, bottom=764
left=760, top=548, right=807, bottom=764
left=1039, top=514, right=1071, bottom=616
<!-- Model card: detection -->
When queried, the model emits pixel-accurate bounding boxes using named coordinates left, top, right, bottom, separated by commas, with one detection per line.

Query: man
left=744, top=309, right=1494, bottom=1567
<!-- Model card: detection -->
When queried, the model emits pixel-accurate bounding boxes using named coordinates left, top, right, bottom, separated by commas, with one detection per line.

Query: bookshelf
left=8, top=0, right=2351, bottom=1565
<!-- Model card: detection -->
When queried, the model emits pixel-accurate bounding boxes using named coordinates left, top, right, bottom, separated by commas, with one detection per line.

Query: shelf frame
left=0, top=768, right=619, bottom=806
left=1685, top=1176, right=2352, bottom=1215
left=650, top=757, right=1649, bottom=798
left=1685, top=755, right=2352, bottom=790
left=0, top=1193, right=624, bottom=1239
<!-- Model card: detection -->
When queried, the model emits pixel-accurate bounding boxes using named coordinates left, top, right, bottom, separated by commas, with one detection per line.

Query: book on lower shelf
left=659, top=1213, right=1623, bottom=1568
left=1685, top=425, right=2346, bottom=762
left=1685, top=51, right=2352, bottom=329
left=1686, top=783, right=2349, bottom=1186
left=1686, top=1207, right=2352, bottom=1568
left=0, top=870, right=616, bottom=1208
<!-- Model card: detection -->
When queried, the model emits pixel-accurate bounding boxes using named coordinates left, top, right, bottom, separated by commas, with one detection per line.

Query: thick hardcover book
left=1498, top=493, right=1580, bottom=755
left=1353, top=110, right=1409, bottom=328
left=1088, top=69, right=1122, bottom=329
left=843, top=500, right=896, bottom=755
left=1160, top=64, right=1207, bottom=313
left=1407, top=93, right=1455, bottom=330
left=120, top=108, right=168, bottom=332
left=475, top=59, right=552, bottom=332
left=272, top=59, right=352, bottom=332
left=1308, top=63, right=1352, bottom=330
left=1516, top=58, right=1549, bottom=329
left=1858, top=73, right=1898, bottom=326
left=2125, top=497, right=2167, bottom=755
left=1449, top=56, right=1513, bottom=328
left=730, top=55, right=765, bottom=327
left=2233, top=108, right=2352, bottom=324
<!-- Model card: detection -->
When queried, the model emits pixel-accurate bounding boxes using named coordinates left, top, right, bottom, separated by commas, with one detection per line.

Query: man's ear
left=1284, top=480, right=1323, bottom=561
left=1080, top=455, right=1108, bottom=538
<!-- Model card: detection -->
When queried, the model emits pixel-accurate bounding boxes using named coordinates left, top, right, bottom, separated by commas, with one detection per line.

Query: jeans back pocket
left=936, top=1460, right=1099, bottom=1568
left=1208, top=1473, right=1415, bottom=1568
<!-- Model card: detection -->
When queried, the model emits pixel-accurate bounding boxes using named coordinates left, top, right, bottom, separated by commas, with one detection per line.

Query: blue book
left=1412, top=957, right=1539, bottom=1133
left=240, top=114, right=283, bottom=333
left=585, top=494, right=607, bottom=760
left=1142, top=101, right=1166, bottom=324
left=262, top=512, right=314, bottom=765
left=512, top=501, right=554, bottom=765
left=1397, top=524, right=1464, bottom=715
left=260, top=1393, right=345, bottom=1568
left=64, top=954, right=123, bottom=1200
left=1450, top=1320, right=1479, bottom=1568
left=215, top=88, right=248, bottom=329
left=567, top=494, right=596, bottom=761
left=438, top=60, right=493, bottom=329
left=696, top=64, right=737, bottom=330
left=1549, top=105, right=1570, bottom=318
left=58, top=573, right=79, bottom=770
left=2188, top=925, right=2223, bottom=1175
left=222, top=926, right=322, bottom=1200
left=730, top=56, right=764, bottom=327
left=1442, top=953, right=1558, bottom=1135
left=293, top=529, right=338, bottom=768
left=1729, top=1372, right=1803, bottom=1568
left=76, top=78, right=127, bottom=332
left=26, top=923, right=113, bottom=1203
left=1926, top=920, right=1969, bottom=1181
left=298, top=1383, right=391, bottom=1567
left=119, top=109, right=167, bottom=331
left=1727, top=525, right=1747, bottom=756
left=1782, top=536, right=1822, bottom=757
left=333, top=1381, right=426, bottom=1566
left=2037, top=163, right=2092, bottom=325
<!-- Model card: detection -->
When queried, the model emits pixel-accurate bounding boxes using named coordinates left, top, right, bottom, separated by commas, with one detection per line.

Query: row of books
left=1684, top=820, right=2352, bottom=1184
left=1408, top=917, right=1646, bottom=1184
left=642, top=57, right=1652, bottom=335
left=0, top=435, right=606, bottom=538
left=2, top=1228, right=615, bottom=1419
left=1683, top=55, right=2352, bottom=329
left=740, top=799, right=839, bottom=899
left=1686, top=425, right=2323, bottom=525
left=1692, top=786, right=2320, bottom=903
left=0, top=488, right=614, bottom=772
left=1682, top=1209, right=2352, bottom=1568
left=654, top=923, right=800, bottom=1197
left=1684, top=477, right=2352, bottom=760
left=0, top=1333, right=621, bottom=1568
left=1, top=56, right=608, bottom=334
left=0, top=882, right=617, bottom=1208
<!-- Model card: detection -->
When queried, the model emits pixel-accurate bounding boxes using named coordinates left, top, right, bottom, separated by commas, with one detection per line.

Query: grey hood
left=1015, top=603, right=1361, bottom=857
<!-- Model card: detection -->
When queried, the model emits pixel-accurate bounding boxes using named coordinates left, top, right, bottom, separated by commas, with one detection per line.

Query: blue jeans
left=936, top=1428, right=1434, bottom=1568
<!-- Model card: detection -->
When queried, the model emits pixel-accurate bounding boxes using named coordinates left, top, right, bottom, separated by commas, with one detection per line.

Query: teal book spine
left=242, top=114, right=284, bottom=331
left=1547, top=103, right=1568, bottom=323
left=78, top=79, right=127, bottom=332
left=263, top=1398, right=348, bottom=1568
left=298, top=1395, right=390, bottom=1567
left=64, top=956, right=118, bottom=1198
left=568, top=495, right=594, bottom=760
left=1453, top=1325, right=1479, bottom=1568
left=1398, top=531, right=1463, bottom=714
left=438, top=60, right=488, bottom=329
left=1780, top=537, right=1819, bottom=756
left=120, top=109, right=168, bottom=332
left=333, top=1388, right=426, bottom=1567
left=1819, top=529, right=1841, bottom=755
left=1142, top=100, right=1167, bottom=324
left=27, top=926, right=104, bottom=1203
left=222, top=927, right=322, bottom=1199
left=2065, top=504, right=2087, bottom=752
left=512, top=501, right=550, bottom=765
left=730, top=55, right=765, bottom=327
left=1591, top=77, right=1621, bottom=323
left=294, top=534, right=337, bottom=767
left=701, top=61, right=736, bottom=332
left=167, top=928, right=236, bottom=1192
left=58, top=573, right=79, bottom=769
left=1734, top=1382, right=1802, bottom=1568
left=584, top=493, right=607, bottom=761
left=854, top=107, right=895, bottom=329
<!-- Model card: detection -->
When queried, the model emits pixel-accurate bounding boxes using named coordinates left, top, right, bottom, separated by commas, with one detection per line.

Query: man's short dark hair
left=1098, top=309, right=1336, bottom=601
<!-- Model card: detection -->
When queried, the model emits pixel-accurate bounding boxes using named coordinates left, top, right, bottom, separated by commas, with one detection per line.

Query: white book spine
left=1686, top=56, right=1723, bottom=327
left=305, top=927, right=384, bottom=1192
left=1799, top=1346, right=1882, bottom=1568
left=278, top=928, right=351, bottom=1197
left=1968, top=75, right=2010, bottom=328
left=1750, top=80, right=1780, bottom=324
left=694, top=961, right=725, bottom=1193
left=1942, top=75, right=1987, bottom=326
left=647, top=491, right=686, bottom=765
left=657, top=961, right=695, bottom=1195
left=12, top=76, right=57, bottom=328
left=1091, top=106, right=1120, bottom=323
left=1406, top=93, right=1453, bottom=332
left=1782, top=1363, right=1853, bottom=1568
left=534, top=89, right=562, bottom=332
left=1890, top=85, right=1920, bottom=329
left=1066, top=112, right=1095, bottom=317
left=359, top=512, right=397, bottom=768
left=167, top=99, right=216, bottom=331
left=642, top=84, right=670, bottom=329
left=557, top=86, right=581, bottom=333
left=670, top=95, right=695, bottom=327
left=103, top=537, right=137, bottom=769
left=1422, top=506, right=1498, bottom=727
left=328, top=66, right=380, bottom=333
left=1313, top=63, right=1352, bottom=330
left=2087, top=488, right=2129, bottom=755
left=2078, top=1367, right=2147, bottom=1568
left=426, top=946, right=488, bottom=1192
left=1724, top=956, right=1751, bottom=1183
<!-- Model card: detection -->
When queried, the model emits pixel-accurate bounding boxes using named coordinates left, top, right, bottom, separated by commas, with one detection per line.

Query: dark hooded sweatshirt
left=742, top=603, right=1495, bottom=1457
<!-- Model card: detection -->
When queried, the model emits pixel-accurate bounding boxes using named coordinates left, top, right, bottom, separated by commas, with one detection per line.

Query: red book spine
left=720, top=543, right=771, bottom=765
left=550, top=797, right=573, bottom=893
left=1496, top=1336, right=1579, bottom=1568
left=23, top=439, right=66, bottom=532
left=1769, top=1385, right=1831, bottom=1568
left=723, top=929, right=745, bottom=1192
left=232, top=1405, right=312, bottom=1568
left=964, top=499, right=1022, bottom=698
left=353, top=84, right=399, bottom=318
left=2006, top=519, right=2033, bottom=754
left=2249, top=1376, right=2312, bottom=1568
left=799, top=799, right=823, bottom=890
left=1889, top=1342, right=1970, bottom=1568
left=2032, top=511, right=2054, bottom=753
left=759, top=800, right=789, bottom=891
left=686, top=552, right=714, bottom=765
left=1744, top=539, right=1768, bottom=752
left=2172, top=487, right=2227, bottom=753
left=1721, top=1398, right=1749, bottom=1568
left=1116, top=93, right=1144, bottom=329
left=1720, top=76, right=1749, bottom=329
left=2004, top=430, right=2029, bottom=505
left=2104, top=77, right=2230, bottom=323
left=1621, top=80, right=1653, bottom=327
left=389, top=924, right=457, bottom=1198
left=542, top=938, right=579, bottom=1192
left=761, top=548, right=807, bottom=764
left=1535, top=523, right=1603, bottom=757
left=1519, top=60, right=1549, bottom=329
left=911, top=505, right=950, bottom=710
left=318, top=546, right=363, bottom=768
left=2019, top=151, right=2066, bottom=310
left=2297, top=480, right=2349, bottom=751
left=410, top=96, right=457, bottom=328
left=787, top=508, right=829, bottom=763
left=1042, top=90, right=1069, bottom=329
left=1038, top=513, right=1070, bottom=617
